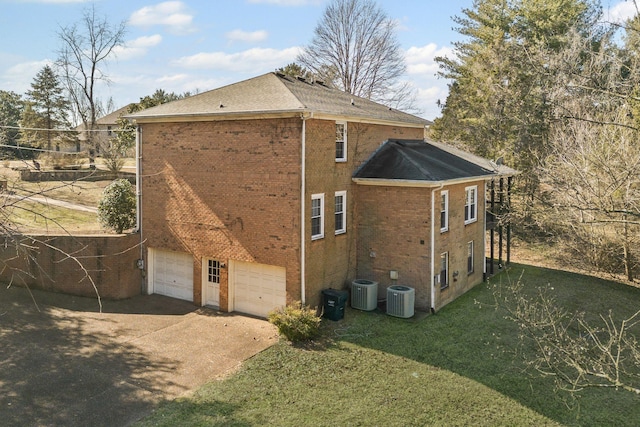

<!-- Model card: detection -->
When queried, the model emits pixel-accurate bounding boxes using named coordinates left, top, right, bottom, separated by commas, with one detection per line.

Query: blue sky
left=0, top=0, right=635, bottom=120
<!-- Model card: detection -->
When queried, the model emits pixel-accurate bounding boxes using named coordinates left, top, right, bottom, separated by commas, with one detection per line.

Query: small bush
left=268, top=302, right=321, bottom=342
left=98, top=179, right=136, bottom=233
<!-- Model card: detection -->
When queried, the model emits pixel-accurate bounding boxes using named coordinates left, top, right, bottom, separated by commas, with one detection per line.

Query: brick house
left=128, top=72, right=515, bottom=317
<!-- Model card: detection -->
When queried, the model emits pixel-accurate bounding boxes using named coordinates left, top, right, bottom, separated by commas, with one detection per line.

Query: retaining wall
left=0, top=233, right=142, bottom=299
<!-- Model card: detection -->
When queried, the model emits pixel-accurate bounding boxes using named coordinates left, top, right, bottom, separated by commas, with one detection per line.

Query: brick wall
left=355, top=185, right=432, bottom=308
left=354, top=181, right=487, bottom=311
left=140, top=118, right=302, bottom=309
left=139, top=116, right=425, bottom=311
left=434, top=181, right=486, bottom=309
left=0, top=234, right=141, bottom=299
left=304, top=120, right=424, bottom=308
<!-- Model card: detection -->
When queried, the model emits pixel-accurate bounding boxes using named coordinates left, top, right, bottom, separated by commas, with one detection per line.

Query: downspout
left=136, top=125, right=144, bottom=292
left=300, top=114, right=307, bottom=305
left=430, top=182, right=444, bottom=313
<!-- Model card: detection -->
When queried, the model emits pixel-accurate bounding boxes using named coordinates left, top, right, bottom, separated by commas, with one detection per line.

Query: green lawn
left=137, top=264, right=640, bottom=426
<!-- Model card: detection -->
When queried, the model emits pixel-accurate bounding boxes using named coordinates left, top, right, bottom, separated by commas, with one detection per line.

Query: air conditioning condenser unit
left=386, top=285, right=415, bottom=318
left=351, top=279, right=378, bottom=311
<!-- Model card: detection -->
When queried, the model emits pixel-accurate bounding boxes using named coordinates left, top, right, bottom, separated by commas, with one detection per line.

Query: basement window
left=440, top=252, right=449, bottom=290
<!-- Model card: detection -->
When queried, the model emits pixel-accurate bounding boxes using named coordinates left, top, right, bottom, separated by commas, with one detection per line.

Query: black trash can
left=322, top=289, right=348, bottom=321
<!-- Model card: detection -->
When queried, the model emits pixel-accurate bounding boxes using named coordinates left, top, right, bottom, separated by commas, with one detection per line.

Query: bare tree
left=492, top=275, right=640, bottom=396
left=56, top=5, right=126, bottom=168
left=297, top=0, right=417, bottom=111
left=535, top=25, right=640, bottom=281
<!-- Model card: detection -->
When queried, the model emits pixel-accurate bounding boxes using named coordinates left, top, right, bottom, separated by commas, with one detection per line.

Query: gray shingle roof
left=126, top=73, right=430, bottom=126
left=354, top=139, right=518, bottom=183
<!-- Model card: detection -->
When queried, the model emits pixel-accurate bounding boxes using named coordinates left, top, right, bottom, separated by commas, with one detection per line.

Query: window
left=440, top=190, right=449, bottom=232
left=335, top=191, right=346, bottom=235
left=464, top=185, right=478, bottom=224
left=311, top=193, right=324, bottom=240
left=467, top=241, right=474, bottom=274
left=335, top=122, right=347, bottom=162
left=207, top=259, right=220, bottom=283
left=440, top=252, right=449, bottom=290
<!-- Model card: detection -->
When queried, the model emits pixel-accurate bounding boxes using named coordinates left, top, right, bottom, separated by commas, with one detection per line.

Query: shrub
left=268, top=302, right=321, bottom=342
left=98, top=179, right=136, bottom=233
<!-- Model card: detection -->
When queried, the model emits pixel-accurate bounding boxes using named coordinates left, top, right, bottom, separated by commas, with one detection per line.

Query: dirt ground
left=0, top=285, right=278, bottom=426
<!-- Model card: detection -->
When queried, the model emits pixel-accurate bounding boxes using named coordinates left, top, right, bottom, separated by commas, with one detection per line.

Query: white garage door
left=150, top=248, right=194, bottom=302
left=232, top=260, right=286, bottom=318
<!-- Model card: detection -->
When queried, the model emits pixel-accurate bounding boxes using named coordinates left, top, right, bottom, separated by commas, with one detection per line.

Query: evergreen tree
left=26, top=65, right=72, bottom=151
left=0, top=90, right=24, bottom=157
left=432, top=0, right=601, bottom=188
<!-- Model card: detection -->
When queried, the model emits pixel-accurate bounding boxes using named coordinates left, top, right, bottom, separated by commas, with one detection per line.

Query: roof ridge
left=271, top=72, right=307, bottom=109
left=392, top=141, right=434, bottom=178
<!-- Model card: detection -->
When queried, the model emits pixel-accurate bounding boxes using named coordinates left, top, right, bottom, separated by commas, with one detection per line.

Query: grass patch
left=12, top=179, right=109, bottom=208
left=137, top=264, right=640, bottom=426
left=5, top=199, right=101, bottom=234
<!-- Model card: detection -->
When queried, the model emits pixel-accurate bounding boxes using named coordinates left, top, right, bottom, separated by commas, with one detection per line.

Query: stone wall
left=20, top=169, right=135, bottom=184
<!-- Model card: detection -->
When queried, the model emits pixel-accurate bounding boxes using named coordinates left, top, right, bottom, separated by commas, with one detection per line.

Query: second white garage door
left=150, top=248, right=194, bottom=302
left=232, top=260, right=286, bottom=318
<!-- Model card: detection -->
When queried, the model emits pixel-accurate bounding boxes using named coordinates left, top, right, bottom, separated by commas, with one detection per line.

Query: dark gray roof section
left=126, top=73, right=430, bottom=126
left=354, top=139, right=518, bottom=182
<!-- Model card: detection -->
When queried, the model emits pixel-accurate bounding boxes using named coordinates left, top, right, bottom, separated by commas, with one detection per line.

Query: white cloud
left=225, top=29, right=269, bottom=43
left=174, top=47, right=301, bottom=72
left=2, top=60, right=52, bottom=93
left=113, top=35, right=163, bottom=61
left=404, top=43, right=452, bottom=76
left=247, top=0, right=322, bottom=5
left=129, top=1, right=194, bottom=34
left=605, top=1, right=637, bottom=23
left=400, top=43, right=455, bottom=120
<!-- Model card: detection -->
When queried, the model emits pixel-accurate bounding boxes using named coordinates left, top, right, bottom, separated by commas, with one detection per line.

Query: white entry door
left=203, top=259, right=221, bottom=308
left=232, top=260, right=286, bottom=318
left=150, top=248, right=193, bottom=302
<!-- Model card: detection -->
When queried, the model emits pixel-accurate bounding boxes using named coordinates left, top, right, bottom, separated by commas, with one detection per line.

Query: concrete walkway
left=4, top=193, right=98, bottom=213
left=0, top=286, right=278, bottom=426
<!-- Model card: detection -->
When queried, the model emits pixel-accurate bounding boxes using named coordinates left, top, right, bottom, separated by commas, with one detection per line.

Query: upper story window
left=440, top=190, right=449, bottom=232
left=464, top=185, right=478, bottom=224
left=335, top=191, right=346, bottom=235
left=311, top=193, right=324, bottom=240
left=335, top=122, right=347, bottom=162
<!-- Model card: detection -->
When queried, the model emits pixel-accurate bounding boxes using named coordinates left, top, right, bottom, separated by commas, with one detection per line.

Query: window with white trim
left=464, top=185, right=478, bottom=224
left=440, top=190, right=449, bottom=232
left=207, top=259, right=220, bottom=284
left=334, top=191, right=346, bottom=235
left=311, top=193, right=324, bottom=240
left=335, top=122, right=347, bottom=162
left=440, top=252, right=449, bottom=290
left=467, top=241, right=474, bottom=274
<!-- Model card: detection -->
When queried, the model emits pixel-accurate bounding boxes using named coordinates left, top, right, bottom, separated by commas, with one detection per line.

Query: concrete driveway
left=0, top=285, right=278, bottom=426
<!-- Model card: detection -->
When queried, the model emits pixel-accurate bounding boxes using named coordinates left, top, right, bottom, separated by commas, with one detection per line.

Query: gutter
left=430, top=182, right=444, bottom=313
